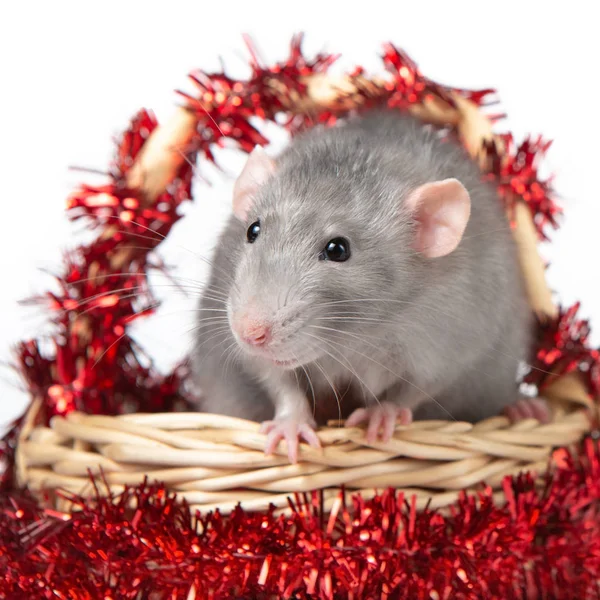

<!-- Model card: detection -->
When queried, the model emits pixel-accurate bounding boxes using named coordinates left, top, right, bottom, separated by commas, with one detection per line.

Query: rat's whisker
left=303, top=332, right=380, bottom=410
left=318, top=316, right=390, bottom=323
left=45, top=283, right=208, bottom=321
left=93, top=317, right=230, bottom=371
left=311, top=357, right=342, bottom=424
left=195, top=295, right=228, bottom=306
left=82, top=297, right=228, bottom=322
left=313, top=298, right=553, bottom=378
left=406, top=225, right=514, bottom=258
left=173, top=145, right=199, bottom=175
left=221, top=345, right=235, bottom=382
left=91, top=330, right=130, bottom=368
left=187, top=323, right=231, bottom=339
left=290, top=356, right=301, bottom=390
left=76, top=293, right=158, bottom=318
left=189, top=328, right=232, bottom=372
left=173, top=315, right=230, bottom=326
left=102, top=218, right=238, bottom=288
left=320, top=315, right=556, bottom=379
left=199, top=288, right=229, bottom=302
left=312, top=298, right=424, bottom=310
left=196, top=282, right=232, bottom=299
left=283, top=272, right=315, bottom=309
left=314, top=322, right=504, bottom=393
left=219, top=339, right=240, bottom=366
left=299, top=362, right=317, bottom=418
left=307, top=324, right=457, bottom=421
left=49, top=271, right=205, bottom=290
left=190, top=326, right=231, bottom=352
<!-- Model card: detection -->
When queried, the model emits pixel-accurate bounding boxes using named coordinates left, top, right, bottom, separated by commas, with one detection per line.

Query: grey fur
left=191, top=111, right=532, bottom=424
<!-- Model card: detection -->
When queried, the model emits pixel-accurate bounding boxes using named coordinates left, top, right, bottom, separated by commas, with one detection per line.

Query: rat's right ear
left=232, top=146, right=276, bottom=221
left=405, top=178, right=471, bottom=258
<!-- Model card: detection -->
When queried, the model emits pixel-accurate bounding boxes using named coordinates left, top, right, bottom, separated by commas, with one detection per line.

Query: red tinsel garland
left=1, top=35, right=599, bottom=599
left=526, top=303, right=600, bottom=397
left=1, top=439, right=600, bottom=599
left=483, top=134, right=560, bottom=240
left=20, top=107, right=194, bottom=421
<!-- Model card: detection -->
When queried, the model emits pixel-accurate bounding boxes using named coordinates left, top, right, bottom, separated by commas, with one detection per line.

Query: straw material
left=15, top=71, right=595, bottom=514
left=16, top=397, right=591, bottom=514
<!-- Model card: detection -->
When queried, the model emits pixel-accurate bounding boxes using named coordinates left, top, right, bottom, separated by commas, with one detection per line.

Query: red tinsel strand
left=483, top=133, right=561, bottom=240
left=1, top=440, right=600, bottom=599
left=381, top=42, right=458, bottom=110
left=0, top=415, right=24, bottom=492
left=111, top=108, right=159, bottom=177
left=178, top=36, right=562, bottom=237
left=14, top=108, right=195, bottom=422
left=453, top=86, right=498, bottom=107
left=525, top=303, right=600, bottom=398
left=178, top=33, right=338, bottom=163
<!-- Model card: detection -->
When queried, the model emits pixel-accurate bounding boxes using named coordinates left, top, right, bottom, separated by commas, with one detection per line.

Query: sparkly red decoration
left=526, top=303, right=600, bottom=397
left=0, top=108, right=194, bottom=489
left=1, top=439, right=600, bottom=599
left=482, top=134, right=561, bottom=239
left=381, top=42, right=458, bottom=109
left=37, top=106, right=194, bottom=420
left=177, top=36, right=562, bottom=238
left=177, top=33, right=338, bottom=160
left=1, top=35, right=598, bottom=599
left=112, top=108, right=159, bottom=176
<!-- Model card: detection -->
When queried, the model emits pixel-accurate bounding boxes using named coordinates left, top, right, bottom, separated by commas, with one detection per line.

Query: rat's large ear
left=405, top=178, right=471, bottom=258
left=232, top=146, right=276, bottom=221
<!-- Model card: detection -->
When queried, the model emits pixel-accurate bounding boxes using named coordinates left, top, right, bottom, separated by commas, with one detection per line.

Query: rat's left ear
left=232, top=146, right=276, bottom=221
left=405, top=178, right=471, bottom=258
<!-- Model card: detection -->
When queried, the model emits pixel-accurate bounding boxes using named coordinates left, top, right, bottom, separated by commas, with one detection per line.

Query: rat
left=191, top=110, right=548, bottom=463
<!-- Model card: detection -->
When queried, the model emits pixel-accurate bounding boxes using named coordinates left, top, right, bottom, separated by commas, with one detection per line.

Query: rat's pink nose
left=237, top=316, right=272, bottom=346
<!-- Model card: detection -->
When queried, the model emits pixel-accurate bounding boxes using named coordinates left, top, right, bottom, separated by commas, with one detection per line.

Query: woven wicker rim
left=17, top=398, right=591, bottom=514
left=16, top=67, right=595, bottom=515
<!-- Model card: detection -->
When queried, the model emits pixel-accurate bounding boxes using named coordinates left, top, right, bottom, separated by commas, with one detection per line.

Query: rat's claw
left=503, top=396, right=550, bottom=424
left=298, top=423, right=322, bottom=450
left=260, top=418, right=321, bottom=463
left=346, top=402, right=412, bottom=443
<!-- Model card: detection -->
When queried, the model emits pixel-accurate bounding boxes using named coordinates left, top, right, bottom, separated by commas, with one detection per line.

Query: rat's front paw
left=346, top=402, right=412, bottom=443
left=503, top=396, right=551, bottom=424
left=260, top=416, right=321, bottom=464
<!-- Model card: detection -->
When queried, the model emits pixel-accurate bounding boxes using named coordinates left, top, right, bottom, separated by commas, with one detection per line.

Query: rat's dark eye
left=246, top=220, right=261, bottom=243
left=320, top=237, right=351, bottom=262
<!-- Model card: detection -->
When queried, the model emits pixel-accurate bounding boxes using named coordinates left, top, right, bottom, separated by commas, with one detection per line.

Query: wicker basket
left=15, top=70, right=596, bottom=515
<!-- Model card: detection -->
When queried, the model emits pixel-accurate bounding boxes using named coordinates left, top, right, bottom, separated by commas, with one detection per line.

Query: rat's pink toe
left=298, top=424, right=322, bottom=449
left=345, top=408, right=368, bottom=428
left=529, top=397, right=551, bottom=423
left=380, top=413, right=398, bottom=442
left=285, top=434, right=299, bottom=464
left=366, top=411, right=385, bottom=443
left=503, top=404, right=520, bottom=422
left=263, top=425, right=284, bottom=456
left=346, top=403, right=410, bottom=443
left=398, top=407, right=413, bottom=426
left=260, top=420, right=275, bottom=435
left=503, top=396, right=550, bottom=424
left=260, top=417, right=319, bottom=464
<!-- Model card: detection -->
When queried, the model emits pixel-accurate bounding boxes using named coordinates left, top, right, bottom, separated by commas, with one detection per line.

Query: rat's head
left=226, top=145, right=471, bottom=370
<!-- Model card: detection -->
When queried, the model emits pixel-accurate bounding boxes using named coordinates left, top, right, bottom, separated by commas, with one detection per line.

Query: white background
left=0, top=1, right=598, bottom=430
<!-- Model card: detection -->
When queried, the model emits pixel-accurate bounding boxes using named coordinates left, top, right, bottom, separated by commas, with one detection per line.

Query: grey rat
left=191, top=110, right=546, bottom=463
